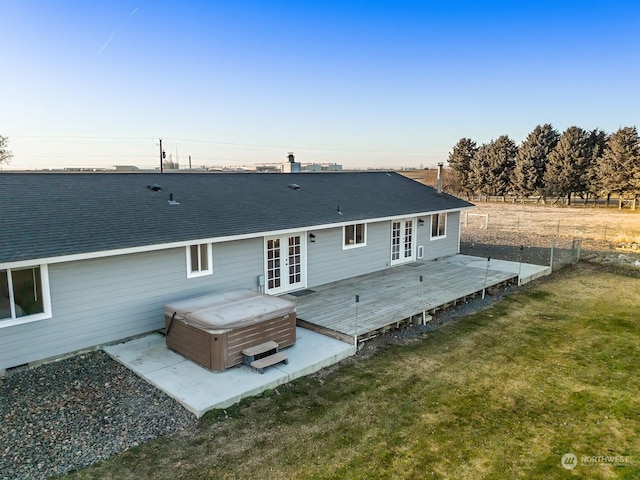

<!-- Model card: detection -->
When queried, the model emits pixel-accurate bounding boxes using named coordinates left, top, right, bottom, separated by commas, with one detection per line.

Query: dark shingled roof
left=0, top=172, right=473, bottom=263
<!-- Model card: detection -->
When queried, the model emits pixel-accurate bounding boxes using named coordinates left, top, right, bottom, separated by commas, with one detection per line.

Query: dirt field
left=463, top=201, right=640, bottom=246
left=400, top=170, right=640, bottom=264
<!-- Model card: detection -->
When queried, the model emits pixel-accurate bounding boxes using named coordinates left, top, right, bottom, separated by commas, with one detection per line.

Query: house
left=0, top=171, right=473, bottom=371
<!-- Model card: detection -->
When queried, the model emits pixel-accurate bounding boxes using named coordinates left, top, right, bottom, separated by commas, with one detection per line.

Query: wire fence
left=550, top=238, right=582, bottom=271
left=461, top=212, right=587, bottom=272
left=462, top=209, right=640, bottom=245
left=465, top=194, right=639, bottom=210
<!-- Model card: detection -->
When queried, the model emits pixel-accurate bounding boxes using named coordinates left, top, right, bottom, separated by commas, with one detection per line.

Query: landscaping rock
left=0, top=350, right=197, bottom=480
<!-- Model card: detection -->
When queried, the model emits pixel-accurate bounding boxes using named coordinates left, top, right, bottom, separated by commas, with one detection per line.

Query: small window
left=431, top=213, right=446, bottom=239
left=343, top=223, right=366, bottom=249
left=1, top=265, right=51, bottom=326
left=186, top=243, right=213, bottom=278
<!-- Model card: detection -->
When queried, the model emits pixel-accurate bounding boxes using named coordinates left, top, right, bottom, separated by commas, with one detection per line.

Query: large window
left=431, top=213, right=446, bottom=239
left=186, top=243, right=213, bottom=278
left=1, top=265, right=51, bottom=325
left=343, top=223, right=366, bottom=248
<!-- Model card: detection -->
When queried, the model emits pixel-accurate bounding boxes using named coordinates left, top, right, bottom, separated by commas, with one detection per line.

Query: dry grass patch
left=62, top=265, right=640, bottom=479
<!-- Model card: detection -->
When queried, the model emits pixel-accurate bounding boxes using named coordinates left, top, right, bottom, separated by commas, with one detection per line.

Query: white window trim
left=342, top=223, right=367, bottom=250
left=430, top=213, right=447, bottom=240
left=0, top=264, right=52, bottom=328
left=186, top=243, right=213, bottom=278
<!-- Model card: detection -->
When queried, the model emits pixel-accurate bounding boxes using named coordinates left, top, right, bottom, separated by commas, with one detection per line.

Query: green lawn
left=64, top=265, right=640, bottom=479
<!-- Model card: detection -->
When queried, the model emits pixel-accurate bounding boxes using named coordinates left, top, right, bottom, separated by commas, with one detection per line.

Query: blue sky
left=2, top=1, right=639, bottom=170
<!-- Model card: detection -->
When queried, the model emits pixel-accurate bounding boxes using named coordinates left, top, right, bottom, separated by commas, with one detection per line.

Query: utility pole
left=159, top=138, right=164, bottom=173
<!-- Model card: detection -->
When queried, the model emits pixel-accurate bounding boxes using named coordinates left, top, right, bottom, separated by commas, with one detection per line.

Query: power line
left=9, top=134, right=438, bottom=156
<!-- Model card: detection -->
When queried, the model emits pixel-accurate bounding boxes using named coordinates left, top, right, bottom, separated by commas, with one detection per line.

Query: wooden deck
left=284, top=255, right=522, bottom=343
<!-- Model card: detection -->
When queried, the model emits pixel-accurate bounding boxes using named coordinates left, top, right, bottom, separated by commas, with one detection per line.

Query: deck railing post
left=354, top=294, right=359, bottom=347
left=518, top=245, right=523, bottom=286
left=482, top=257, right=490, bottom=300
left=420, top=275, right=426, bottom=325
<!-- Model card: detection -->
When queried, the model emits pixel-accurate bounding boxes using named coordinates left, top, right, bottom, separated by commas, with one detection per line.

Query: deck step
left=242, top=340, right=279, bottom=357
left=251, top=352, right=288, bottom=374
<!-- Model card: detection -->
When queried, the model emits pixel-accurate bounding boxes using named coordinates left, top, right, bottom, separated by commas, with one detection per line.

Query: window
left=431, top=213, right=446, bottom=239
left=343, top=223, right=366, bottom=248
left=186, top=243, right=213, bottom=278
left=1, top=265, right=51, bottom=326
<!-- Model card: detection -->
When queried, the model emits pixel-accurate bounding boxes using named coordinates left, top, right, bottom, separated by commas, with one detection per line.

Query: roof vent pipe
left=436, top=162, right=443, bottom=196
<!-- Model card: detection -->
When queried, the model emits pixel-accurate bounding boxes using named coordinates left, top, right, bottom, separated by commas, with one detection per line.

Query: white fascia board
left=1, top=207, right=471, bottom=269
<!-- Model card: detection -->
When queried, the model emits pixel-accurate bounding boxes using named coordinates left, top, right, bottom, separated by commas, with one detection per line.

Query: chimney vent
left=436, top=162, right=443, bottom=196
left=283, top=152, right=301, bottom=173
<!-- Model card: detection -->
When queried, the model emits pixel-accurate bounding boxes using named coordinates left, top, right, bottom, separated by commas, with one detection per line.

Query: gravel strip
left=0, top=350, right=197, bottom=480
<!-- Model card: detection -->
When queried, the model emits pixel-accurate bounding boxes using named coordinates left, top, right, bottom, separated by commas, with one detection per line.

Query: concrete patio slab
left=448, top=254, right=552, bottom=285
left=103, top=327, right=355, bottom=418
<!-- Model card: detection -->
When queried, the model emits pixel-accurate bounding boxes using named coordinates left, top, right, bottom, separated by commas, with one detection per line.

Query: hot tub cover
left=164, top=289, right=296, bottom=333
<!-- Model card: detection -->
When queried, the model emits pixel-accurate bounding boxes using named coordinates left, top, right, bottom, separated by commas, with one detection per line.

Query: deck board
left=285, top=255, right=526, bottom=340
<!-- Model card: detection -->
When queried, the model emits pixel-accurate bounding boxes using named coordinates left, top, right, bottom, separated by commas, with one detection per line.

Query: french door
left=264, top=234, right=306, bottom=294
left=390, top=219, right=415, bottom=265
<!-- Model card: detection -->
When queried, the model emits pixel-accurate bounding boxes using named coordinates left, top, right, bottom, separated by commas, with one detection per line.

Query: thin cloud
left=98, top=7, right=138, bottom=55
left=98, top=31, right=117, bottom=55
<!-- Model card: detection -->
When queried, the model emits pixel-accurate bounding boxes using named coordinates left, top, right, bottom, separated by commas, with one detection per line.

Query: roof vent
left=147, top=184, right=162, bottom=191
left=168, top=193, right=180, bottom=205
left=288, top=183, right=300, bottom=190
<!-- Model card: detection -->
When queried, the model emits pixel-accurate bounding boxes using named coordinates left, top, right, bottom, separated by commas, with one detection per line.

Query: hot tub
left=164, top=289, right=296, bottom=371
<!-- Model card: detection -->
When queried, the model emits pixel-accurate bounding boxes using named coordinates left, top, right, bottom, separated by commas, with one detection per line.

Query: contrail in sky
left=98, top=7, right=138, bottom=55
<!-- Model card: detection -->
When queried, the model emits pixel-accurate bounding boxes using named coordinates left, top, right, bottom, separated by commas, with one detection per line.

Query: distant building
left=114, top=165, right=140, bottom=171
left=303, top=163, right=342, bottom=172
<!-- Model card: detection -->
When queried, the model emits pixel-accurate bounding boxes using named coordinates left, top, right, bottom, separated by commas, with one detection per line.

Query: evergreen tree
left=597, top=126, right=640, bottom=207
left=512, top=124, right=559, bottom=199
left=544, top=126, right=592, bottom=205
left=0, top=135, right=12, bottom=165
left=468, top=142, right=490, bottom=195
left=470, top=135, right=517, bottom=196
left=447, top=138, right=478, bottom=195
left=584, top=129, right=608, bottom=203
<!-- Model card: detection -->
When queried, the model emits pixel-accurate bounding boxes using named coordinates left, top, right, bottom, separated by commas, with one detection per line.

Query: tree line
left=447, top=124, right=640, bottom=206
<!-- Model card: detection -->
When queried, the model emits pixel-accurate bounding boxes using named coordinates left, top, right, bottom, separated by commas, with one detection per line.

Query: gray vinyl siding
left=0, top=238, right=264, bottom=369
left=420, top=211, right=461, bottom=261
left=1, top=211, right=465, bottom=370
left=307, top=221, right=392, bottom=287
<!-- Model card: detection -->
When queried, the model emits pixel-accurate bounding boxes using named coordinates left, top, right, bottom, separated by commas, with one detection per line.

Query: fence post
left=576, top=238, right=582, bottom=263
left=549, top=238, right=555, bottom=273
